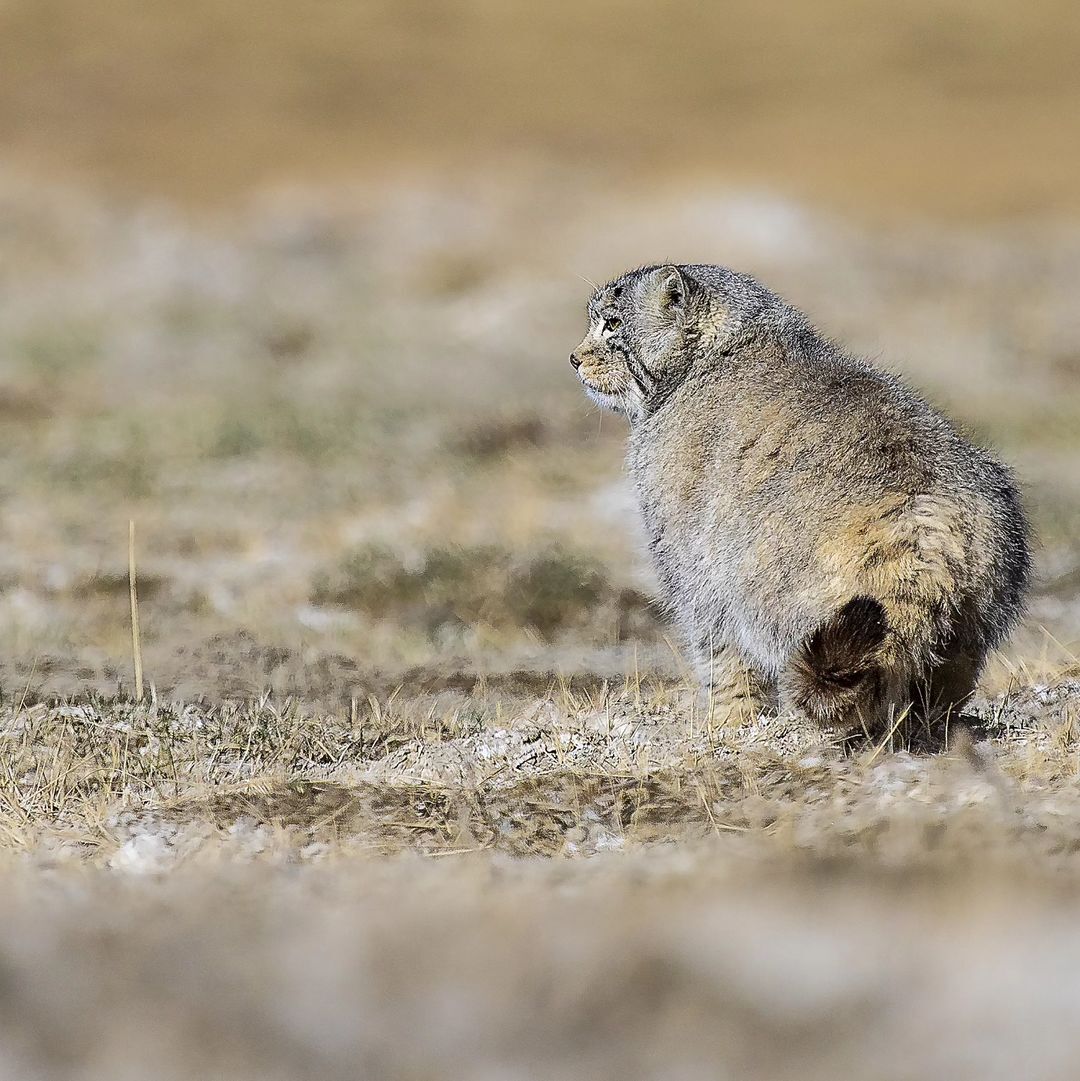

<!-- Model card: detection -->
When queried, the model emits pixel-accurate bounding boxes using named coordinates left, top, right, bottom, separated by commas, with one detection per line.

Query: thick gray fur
left=569, top=263, right=1030, bottom=735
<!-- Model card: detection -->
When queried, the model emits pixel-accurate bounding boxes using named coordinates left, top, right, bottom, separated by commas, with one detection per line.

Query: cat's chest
left=628, top=419, right=737, bottom=525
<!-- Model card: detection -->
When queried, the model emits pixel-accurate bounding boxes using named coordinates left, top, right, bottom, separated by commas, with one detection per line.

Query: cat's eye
left=602, top=316, right=622, bottom=335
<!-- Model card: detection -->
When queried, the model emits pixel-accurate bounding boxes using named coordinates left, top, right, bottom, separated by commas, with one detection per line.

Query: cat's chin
left=584, top=386, right=626, bottom=415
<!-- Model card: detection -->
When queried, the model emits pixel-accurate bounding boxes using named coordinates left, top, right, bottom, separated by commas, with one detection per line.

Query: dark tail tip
left=786, top=595, right=889, bottom=717
left=812, top=596, right=889, bottom=676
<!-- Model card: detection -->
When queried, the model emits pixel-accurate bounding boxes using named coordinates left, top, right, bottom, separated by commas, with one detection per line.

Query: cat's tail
left=780, top=595, right=890, bottom=725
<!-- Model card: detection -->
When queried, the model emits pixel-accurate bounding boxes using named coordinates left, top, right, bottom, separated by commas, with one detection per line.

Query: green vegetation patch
left=311, top=543, right=658, bottom=641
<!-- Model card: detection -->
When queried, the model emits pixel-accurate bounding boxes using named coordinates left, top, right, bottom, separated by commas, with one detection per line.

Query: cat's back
left=629, top=343, right=953, bottom=525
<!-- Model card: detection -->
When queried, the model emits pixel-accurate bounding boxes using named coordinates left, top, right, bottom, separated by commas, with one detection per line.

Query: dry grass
left=1, top=52, right=1080, bottom=1067
left=3, top=675, right=1080, bottom=864
left=2, top=676, right=1080, bottom=1078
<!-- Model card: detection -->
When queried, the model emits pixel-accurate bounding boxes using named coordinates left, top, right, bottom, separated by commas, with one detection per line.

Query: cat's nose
left=569, top=352, right=581, bottom=369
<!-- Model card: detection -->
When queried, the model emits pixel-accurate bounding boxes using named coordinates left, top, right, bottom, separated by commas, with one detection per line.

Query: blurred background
left=6, top=0, right=1080, bottom=217
left=2, top=4, right=1080, bottom=1078
left=1, top=0, right=1078, bottom=699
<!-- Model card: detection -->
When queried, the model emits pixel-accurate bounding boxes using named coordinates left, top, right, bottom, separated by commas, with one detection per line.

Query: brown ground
left=0, top=168, right=1078, bottom=1079
left=2, top=4, right=1080, bottom=1077
left=3, top=0, right=1080, bottom=218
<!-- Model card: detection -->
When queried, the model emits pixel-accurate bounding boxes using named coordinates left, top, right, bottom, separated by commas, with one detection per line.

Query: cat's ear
left=651, top=265, right=688, bottom=321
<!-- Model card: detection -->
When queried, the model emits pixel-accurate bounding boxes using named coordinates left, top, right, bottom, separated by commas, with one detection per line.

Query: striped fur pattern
left=570, top=264, right=1031, bottom=737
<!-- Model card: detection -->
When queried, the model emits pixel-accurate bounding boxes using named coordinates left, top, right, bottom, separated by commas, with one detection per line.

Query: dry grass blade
left=128, top=519, right=144, bottom=702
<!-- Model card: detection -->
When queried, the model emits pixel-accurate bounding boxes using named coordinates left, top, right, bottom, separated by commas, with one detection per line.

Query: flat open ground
left=0, top=171, right=1078, bottom=1078
left=5, top=0, right=1080, bottom=219
left=2, top=2, right=1080, bottom=1075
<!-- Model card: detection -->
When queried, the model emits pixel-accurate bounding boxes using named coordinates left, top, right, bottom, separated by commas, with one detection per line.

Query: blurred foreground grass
left=2, top=676, right=1080, bottom=1078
